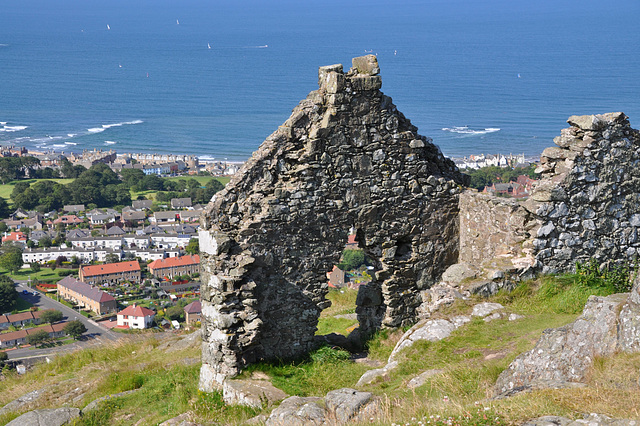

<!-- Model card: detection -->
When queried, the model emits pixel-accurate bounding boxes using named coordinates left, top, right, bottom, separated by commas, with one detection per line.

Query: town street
left=6, top=281, right=124, bottom=360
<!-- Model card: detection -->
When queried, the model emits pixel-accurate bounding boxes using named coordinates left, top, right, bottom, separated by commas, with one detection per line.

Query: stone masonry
left=198, top=55, right=466, bottom=390
left=528, top=112, right=640, bottom=273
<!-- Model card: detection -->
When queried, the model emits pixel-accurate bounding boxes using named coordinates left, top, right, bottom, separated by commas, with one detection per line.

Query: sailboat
left=176, top=19, right=179, bottom=25
left=107, top=24, right=111, bottom=30
left=208, top=43, right=211, bottom=49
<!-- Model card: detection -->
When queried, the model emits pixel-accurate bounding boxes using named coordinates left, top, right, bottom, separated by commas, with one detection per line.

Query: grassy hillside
left=1, top=274, right=639, bottom=425
left=0, top=178, right=74, bottom=201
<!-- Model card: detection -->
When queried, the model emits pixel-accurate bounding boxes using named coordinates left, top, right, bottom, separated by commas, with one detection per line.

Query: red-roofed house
left=2, top=231, right=27, bottom=243
left=0, top=322, right=69, bottom=348
left=53, top=215, right=84, bottom=226
left=345, top=234, right=359, bottom=250
left=57, top=276, right=117, bottom=314
left=147, top=255, right=200, bottom=279
left=183, top=300, right=201, bottom=324
left=79, top=261, right=141, bottom=286
left=116, top=304, right=156, bottom=329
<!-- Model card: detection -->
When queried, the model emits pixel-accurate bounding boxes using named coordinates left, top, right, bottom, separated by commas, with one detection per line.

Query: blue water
left=1, top=0, right=639, bottom=161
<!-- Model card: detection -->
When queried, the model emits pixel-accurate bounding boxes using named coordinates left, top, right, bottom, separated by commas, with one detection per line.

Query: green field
left=0, top=176, right=229, bottom=204
left=0, top=267, right=74, bottom=283
left=0, top=178, right=74, bottom=202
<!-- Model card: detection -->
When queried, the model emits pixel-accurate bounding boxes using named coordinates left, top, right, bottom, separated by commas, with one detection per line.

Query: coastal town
left=0, top=145, right=539, bottom=356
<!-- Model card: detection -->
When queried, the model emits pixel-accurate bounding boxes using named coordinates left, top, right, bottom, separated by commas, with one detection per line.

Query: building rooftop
left=57, top=276, right=116, bottom=303
left=81, top=261, right=141, bottom=277
left=148, top=255, right=200, bottom=270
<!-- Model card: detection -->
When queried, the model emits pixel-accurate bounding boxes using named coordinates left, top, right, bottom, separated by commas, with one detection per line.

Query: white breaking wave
left=0, top=125, right=28, bottom=133
left=52, top=144, right=67, bottom=148
left=198, top=155, right=217, bottom=161
left=101, top=119, right=143, bottom=129
left=88, top=127, right=106, bottom=133
left=441, top=126, right=500, bottom=135
left=65, top=142, right=78, bottom=145
left=67, top=133, right=77, bottom=137
left=104, top=140, right=117, bottom=145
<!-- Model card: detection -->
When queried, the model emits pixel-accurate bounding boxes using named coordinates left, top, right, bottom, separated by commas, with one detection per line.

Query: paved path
left=6, top=281, right=125, bottom=360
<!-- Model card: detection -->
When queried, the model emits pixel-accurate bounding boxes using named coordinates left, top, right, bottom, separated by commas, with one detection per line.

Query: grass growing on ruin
left=316, top=287, right=359, bottom=336
left=240, top=345, right=370, bottom=397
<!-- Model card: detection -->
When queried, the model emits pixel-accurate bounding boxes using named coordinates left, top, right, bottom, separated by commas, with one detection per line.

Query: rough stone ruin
left=198, top=55, right=466, bottom=390
left=198, top=53, right=640, bottom=392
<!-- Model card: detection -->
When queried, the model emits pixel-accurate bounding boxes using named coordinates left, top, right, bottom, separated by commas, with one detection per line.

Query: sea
left=1, top=0, right=639, bottom=162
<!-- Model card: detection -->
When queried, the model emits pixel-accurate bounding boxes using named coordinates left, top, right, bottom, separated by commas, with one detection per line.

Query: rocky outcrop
left=5, top=407, right=81, bottom=426
left=496, top=278, right=640, bottom=397
left=265, top=388, right=374, bottom=426
left=0, top=387, right=49, bottom=416
left=199, top=55, right=466, bottom=389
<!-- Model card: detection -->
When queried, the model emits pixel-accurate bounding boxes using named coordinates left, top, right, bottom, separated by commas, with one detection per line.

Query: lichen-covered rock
left=471, top=302, right=504, bottom=317
left=324, top=388, right=372, bottom=423
left=0, top=388, right=49, bottom=416
left=6, top=407, right=81, bottom=426
left=618, top=278, right=640, bottom=352
left=265, top=396, right=325, bottom=426
left=388, top=316, right=470, bottom=362
left=199, top=55, right=466, bottom=388
left=222, top=378, right=288, bottom=408
left=495, top=294, right=627, bottom=396
left=407, top=369, right=444, bottom=388
left=522, top=413, right=639, bottom=426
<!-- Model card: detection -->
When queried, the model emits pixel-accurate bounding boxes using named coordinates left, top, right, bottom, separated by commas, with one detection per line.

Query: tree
left=30, top=262, right=41, bottom=273
left=0, top=277, right=18, bottom=312
left=165, top=305, right=184, bottom=321
left=63, top=320, right=87, bottom=340
left=27, top=329, right=50, bottom=346
left=338, top=249, right=366, bottom=271
left=0, top=244, right=23, bottom=273
left=185, top=238, right=199, bottom=255
left=38, top=235, right=52, bottom=248
left=0, top=197, right=10, bottom=219
left=0, top=350, right=7, bottom=365
left=105, top=253, right=120, bottom=264
left=40, top=309, right=63, bottom=324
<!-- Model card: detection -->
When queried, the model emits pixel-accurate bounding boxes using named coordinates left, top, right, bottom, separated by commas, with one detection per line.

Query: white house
left=116, top=304, right=156, bottom=329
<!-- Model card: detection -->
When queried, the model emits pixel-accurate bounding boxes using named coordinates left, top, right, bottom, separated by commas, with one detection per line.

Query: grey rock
left=389, top=319, right=457, bottom=362
left=265, top=396, right=325, bottom=426
left=495, top=294, right=627, bottom=396
left=6, top=407, right=81, bottom=426
left=222, top=378, right=288, bottom=408
left=521, top=415, right=573, bottom=426
left=0, top=387, right=49, bottom=416
left=356, top=361, right=398, bottom=387
left=440, top=262, right=479, bottom=284
left=324, top=388, right=372, bottom=423
left=472, top=302, right=504, bottom=318
left=407, top=369, right=444, bottom=389
left=158, top=412, right=200, bottom=426
left=82, top=389, right=141, bottom=413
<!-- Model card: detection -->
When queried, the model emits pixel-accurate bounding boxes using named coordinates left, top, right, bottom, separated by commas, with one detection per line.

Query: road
left=6, top=281, right=125, bottom=360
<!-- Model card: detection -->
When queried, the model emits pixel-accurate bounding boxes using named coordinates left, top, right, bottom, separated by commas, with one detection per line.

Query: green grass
left=0, top=178, right=74, bottom=201
left=0, top=267, right=73, bottom=283
left=165, top=176, right=230, bottom=186
left=240, top=345, right=370, bottom=397
left=2, top=273, right=639, bottom=425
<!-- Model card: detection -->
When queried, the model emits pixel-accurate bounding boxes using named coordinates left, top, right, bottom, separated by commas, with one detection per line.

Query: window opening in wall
left=316, top=229, right=375, bottom=341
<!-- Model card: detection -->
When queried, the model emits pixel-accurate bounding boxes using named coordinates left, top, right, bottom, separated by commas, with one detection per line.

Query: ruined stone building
left=198, top=54, right=640, bottom=391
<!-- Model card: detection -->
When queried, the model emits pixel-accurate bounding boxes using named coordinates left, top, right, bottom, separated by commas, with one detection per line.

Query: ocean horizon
left=1, top=0, right=639, bottom=162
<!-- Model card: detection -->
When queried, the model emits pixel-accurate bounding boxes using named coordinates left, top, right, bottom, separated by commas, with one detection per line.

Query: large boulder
left=324, top=388, right=372, bottom=423
left=495, top=293, right=627, bottom=396
left=265, top=396, right=325, bottom=426
left=222, top=378, right=288, bottom=408
left=6, top=407, right=80, bottom=426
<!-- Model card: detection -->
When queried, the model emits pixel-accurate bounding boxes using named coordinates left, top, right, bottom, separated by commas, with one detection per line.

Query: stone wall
left=198, top=55, right=466, bottom=390
left=459, top=191, right=536, bottom=269
left=529, top=112, right=640, bottom=273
